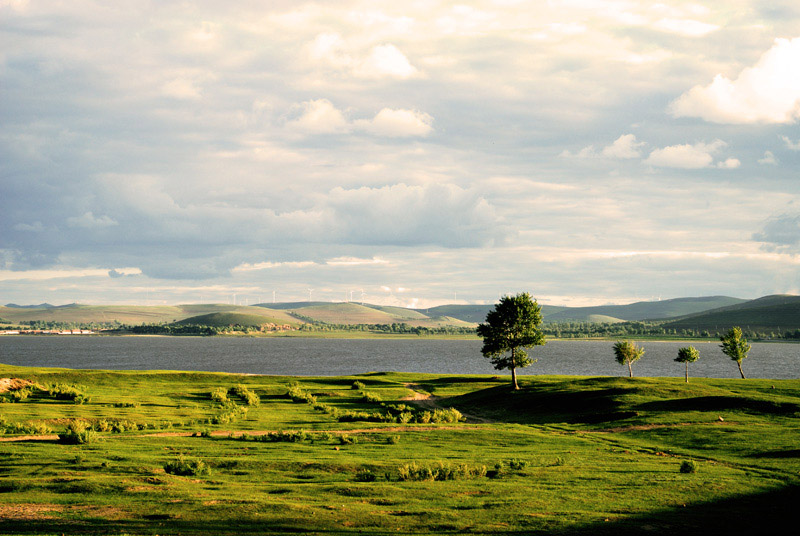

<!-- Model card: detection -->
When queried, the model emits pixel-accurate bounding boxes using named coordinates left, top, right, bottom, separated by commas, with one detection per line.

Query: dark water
left=0, top=336, right=798, bottom=379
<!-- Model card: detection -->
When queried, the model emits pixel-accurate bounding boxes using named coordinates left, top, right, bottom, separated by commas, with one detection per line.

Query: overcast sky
left=2, top=0, right=800, bottom=308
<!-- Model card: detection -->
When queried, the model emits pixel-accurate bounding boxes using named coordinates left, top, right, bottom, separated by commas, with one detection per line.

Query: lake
left=0, top=336, right=798, bottom=379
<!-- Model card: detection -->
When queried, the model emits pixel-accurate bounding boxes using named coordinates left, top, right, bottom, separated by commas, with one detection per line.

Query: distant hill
left=663, top=295, right=800, bottom=333
left=0, top=304, right=297, bottom=326
left=425, top=297, right=744, bottom=324
left=4, top=303, right=55, bottom=309
left=175, top=311, right=299, bottom=328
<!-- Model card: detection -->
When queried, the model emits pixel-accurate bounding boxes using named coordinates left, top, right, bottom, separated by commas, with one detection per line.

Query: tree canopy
left=613, top=340, right=645, bottom=377
left=720, top=326, right=750, bottom=379
left=476, top=292, right=546, bottom=390
left=675, top=346, right=700, bottom=383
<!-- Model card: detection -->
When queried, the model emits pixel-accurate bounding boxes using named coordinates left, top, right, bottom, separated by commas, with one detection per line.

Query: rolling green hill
left=174, top=311, right=301, bottom=328
left=663, top=295, right=800, bottom=333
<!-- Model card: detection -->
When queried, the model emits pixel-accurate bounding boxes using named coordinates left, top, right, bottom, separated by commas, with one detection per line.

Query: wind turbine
left=307, top=288, right=314, bottom=302
left=360, top=289, right=366, bottom=305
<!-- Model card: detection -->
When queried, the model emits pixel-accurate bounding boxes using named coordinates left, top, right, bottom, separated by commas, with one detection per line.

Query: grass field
left=1, top=365, right=798, bottom=534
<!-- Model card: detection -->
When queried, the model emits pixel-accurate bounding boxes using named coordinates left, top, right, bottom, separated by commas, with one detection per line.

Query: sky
left=2, top=0, right=800, bottom=308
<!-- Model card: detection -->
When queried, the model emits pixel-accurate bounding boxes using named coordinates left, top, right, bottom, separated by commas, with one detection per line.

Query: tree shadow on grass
left=636, top=396, right=799, bottom=415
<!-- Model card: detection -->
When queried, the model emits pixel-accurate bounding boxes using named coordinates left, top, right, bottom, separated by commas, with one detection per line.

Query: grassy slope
left=175, top=311, right=301, bottom=328
left=662, top=294, right=800, bottom=332
left=0, top=304, right=299, bottom=326
left=0, top=364, right=798, bottom=534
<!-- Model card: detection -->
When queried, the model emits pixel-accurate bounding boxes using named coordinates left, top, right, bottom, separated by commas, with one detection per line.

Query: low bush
left=164, top=457, right=209, bottom=476
left=397, top=462, right=487, bottom=481
left=58, top=420, right=97, bottom=444
left=355, top=469, right=377, bottom=482
left=361, top=391, right=381, bottom=403
left=339, top=434, right=357, bottom=445
left=210, top=387, right=229, bottom=404
left=680, top=460, right=698, bottom=474
left=49, top=384, right=90, bottom=404
left=351, top=380, right=366, bottom=390
left=230, top=385, right=260, bottom=406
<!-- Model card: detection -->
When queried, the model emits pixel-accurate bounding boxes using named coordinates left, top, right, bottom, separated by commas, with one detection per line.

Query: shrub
left=680, top=460, right=698, bottom=474
left=210, top=387, right=229, bottom=404
left=360, top=390, right=381, bottom=403
left=339, top=434, right=357, bottom=445
left=508, top=458, right=528, bottom=470
left=58, top=420, right=97, bottom=444
left=355, top=469, right=377, bottom=482
left=397, top=462, right=487, bottom=481
left=112, top=401, right=140, bottom=408
left=351, top=381, right=366, bottom=390
left=164, top=457, right=209, bottom=476
left=553, top=456, right=566, bottom=467
left=431, top=408, right=463, bottom=423
left=230, top=385, right=260, bottom=406
left=387, top=435, right=400, bottom=445
left=49, top=384, right=90, bottom=404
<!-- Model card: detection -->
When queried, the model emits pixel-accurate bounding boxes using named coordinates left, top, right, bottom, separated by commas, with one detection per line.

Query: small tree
left=477, top=292, right=546, bottom=390
left=613, top=340, right=644, bottom=378
left=675, top=346, right=700, bottom=383
left=720, top=327, right=750, bottom=379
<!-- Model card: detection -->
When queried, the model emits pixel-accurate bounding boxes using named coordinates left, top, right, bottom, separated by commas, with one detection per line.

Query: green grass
left=0, top=364, right=798, bottom=534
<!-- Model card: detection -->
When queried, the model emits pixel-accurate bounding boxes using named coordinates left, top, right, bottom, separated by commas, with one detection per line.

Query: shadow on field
left=0, top=485, right=797, bottom=535
left=439, top=381, right=637, bottom=425
left=636, top=396, right=799, bottom=415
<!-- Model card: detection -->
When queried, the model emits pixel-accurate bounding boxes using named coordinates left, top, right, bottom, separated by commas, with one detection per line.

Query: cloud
left=753, top=214, right=800, bottom=252
left=670, top=37, right=800, bottom=124
left=326, top=183, right=505, bottom=247
left=356, top=44, right=418, bottom=79
left=781, top=136, right=800, bottom=150
left=309, top=34, right=418, bottom=79
left=66, top=212, right=118, bottom=228
left=653, top=18, right=719, bottom=37
left=12, top=221, right=43, bottom=232
left=161, top=78, right=203, bottom=100
left=758, top=151, right=778, bottom=165
left=286, top=99, right=349, bottom=134
left=645, top=140, right=729, bottom=169
left=601, top=134, right=645, bottom=159
left=716, top=158, right=741, bottom=169
left=355, top=108, right=433, bottom=137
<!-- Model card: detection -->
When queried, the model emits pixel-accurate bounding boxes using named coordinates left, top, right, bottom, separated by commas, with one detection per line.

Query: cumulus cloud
left=286, top=99, right=349, bottom=134
left=66, top=212, right=118, bottom=228
left=758, top=151, right=778, bottom=165
left=601, top=134, right=645, bottom=159
left=716, top=158, right=741, bottom=169
left=309, top=33, right=418, bottom=79
left=670, top=37, right=800, bottom=124
left=355, top=108, right=433, bottom=137
left=356, top=44, right=418, bottom=79
left=645, top=140, right=729, bottom=169
left=13, top=221, right=43, bottom=232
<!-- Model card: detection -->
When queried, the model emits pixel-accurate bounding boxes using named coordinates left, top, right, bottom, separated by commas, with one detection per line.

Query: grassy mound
left=174, top=312, right=297, bottom=328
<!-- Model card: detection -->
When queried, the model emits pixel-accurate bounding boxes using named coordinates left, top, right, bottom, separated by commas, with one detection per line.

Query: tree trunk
left=627, top=361, right=633, bottom=378
left=511, top=366, right=519, bottom=390
left=685, top=363, right=689, bottom=383
left=737, top=361, right=746, bottom=379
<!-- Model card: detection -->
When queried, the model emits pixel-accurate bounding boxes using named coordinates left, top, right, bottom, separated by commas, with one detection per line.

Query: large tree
left=477, top=292, right=546, bottom=390
left=613, top=340, right=644, bottom=378
left=675, top=346, right=700, bottom=383
left=720, top=326, right=750, bottom=379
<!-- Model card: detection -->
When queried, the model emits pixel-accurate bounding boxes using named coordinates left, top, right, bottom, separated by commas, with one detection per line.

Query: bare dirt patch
left=0, top=503, right=59, bottom=521
left=0, top=378, right=34, bottom=393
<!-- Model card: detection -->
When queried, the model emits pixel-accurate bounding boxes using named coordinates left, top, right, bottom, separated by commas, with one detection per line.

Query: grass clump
left=397, top=462, right=487, bottom=481
left=48, top=383, right=90, bottom=404
left=164, top=457, right=210, bottom=477
left=351, top=380, right=366, bottom=390
left=58, top=420, right=97, bottom=444
left=680, top=460, right=699, bottom=473
left=210, top=387, right=229, bottom=404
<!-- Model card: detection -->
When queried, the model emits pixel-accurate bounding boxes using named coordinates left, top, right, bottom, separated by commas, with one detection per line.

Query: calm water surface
left=0, top=336, right=798, bottom=379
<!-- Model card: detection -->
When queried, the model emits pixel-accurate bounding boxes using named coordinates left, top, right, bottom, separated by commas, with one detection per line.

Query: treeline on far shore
left=4, top=319, right=800, bottom=341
